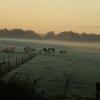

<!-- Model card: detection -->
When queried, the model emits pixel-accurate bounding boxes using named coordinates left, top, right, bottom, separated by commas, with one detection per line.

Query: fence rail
left=0, top=52, right=38, bottom=78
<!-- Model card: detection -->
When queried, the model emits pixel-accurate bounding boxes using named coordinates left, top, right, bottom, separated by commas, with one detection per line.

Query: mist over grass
left=0, top=38, right=100, bottom=54
left=0, top=37, right=99, bottom=99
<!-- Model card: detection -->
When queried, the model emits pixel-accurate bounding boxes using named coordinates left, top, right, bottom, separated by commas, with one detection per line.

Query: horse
left=42, top=48, right=48, bottom=54
left=48, top=48, right=55, bottom=54
left=59, top=50, right=67, bottom=55
left=39, top=48, right=48, bottom=55
left=24, top=47, right=32, bottom=53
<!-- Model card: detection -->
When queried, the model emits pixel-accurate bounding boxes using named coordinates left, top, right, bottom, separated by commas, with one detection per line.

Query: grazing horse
left=32, top=48, right=36, bottom=53
left=39, top=48, right=55, bottom=55
left=48, top=48, right=55, bottom=54
left=59, top=50, right=67, bottom=55
left=42, top=48, right=48, bottom=54
left=24, top=47, right=32, bottom=53
left=39, top=48, right=48, bottom=55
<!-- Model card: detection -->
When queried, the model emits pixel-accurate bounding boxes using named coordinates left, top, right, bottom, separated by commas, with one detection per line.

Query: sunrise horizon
left=0, top=0, right=100, bottom=34
left=0, top=26, right=100, bottom=35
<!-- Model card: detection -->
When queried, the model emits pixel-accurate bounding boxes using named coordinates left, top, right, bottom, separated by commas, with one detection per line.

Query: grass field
left=1, top=39, right=100, bottom=99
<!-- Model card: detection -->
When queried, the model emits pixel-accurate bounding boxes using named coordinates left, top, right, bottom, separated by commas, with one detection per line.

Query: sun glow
left=0, top=0, right=100, bottom=34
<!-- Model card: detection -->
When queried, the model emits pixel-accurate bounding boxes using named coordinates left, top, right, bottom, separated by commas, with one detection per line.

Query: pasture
left=0, top=39, right=100, bottom=99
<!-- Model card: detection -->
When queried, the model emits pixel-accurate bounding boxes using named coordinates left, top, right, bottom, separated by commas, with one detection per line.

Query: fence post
left=15, top=55, right=18, bottom=67
left=0, top=64, right=1, bottom=76
left=26, top=54, right=29, bottom=61
left=7, top=53, right=11, bottom=71
left=21, top=55, right=24, bottom=64
left=11, top=53, right=14, bottom=62
left=2, top=56, right=5, bottom=64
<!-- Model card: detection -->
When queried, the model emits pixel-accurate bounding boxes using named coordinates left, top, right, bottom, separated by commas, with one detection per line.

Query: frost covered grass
left=2, top=39, right=100, bottom=99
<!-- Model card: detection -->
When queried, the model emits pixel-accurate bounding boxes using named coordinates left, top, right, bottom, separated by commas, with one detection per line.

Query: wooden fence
left=0, top=52, right=37, bottom=78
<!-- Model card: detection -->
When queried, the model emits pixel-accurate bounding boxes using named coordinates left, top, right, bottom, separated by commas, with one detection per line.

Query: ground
left=1, top=39, right=100, bottom=99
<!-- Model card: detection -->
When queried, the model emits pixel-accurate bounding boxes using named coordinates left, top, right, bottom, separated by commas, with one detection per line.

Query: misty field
left=1, top=39, right=100, bottom=99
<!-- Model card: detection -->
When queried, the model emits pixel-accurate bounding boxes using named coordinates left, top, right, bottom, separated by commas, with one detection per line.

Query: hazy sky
left=0, top=0, right=100, bottom=34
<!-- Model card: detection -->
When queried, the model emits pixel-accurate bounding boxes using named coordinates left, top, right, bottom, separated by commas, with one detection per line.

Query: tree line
left=0, top=28, right=100, bottom=42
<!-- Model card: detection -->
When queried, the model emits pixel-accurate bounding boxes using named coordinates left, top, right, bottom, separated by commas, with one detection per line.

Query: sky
left=0, top=0, right=100, bottom=34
